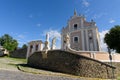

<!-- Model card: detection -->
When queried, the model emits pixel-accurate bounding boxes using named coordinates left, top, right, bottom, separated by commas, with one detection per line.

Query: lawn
left=0, top=56, right=26, bottom=71
left=0, top=56, right=118, bottom=80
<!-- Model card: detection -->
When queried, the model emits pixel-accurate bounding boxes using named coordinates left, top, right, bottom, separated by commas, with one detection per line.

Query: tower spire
left=74, top=9, right=77, bottom=16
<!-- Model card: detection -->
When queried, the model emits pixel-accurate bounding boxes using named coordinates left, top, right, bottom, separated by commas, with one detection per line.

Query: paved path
left=0, top=70, right=81, bottom=80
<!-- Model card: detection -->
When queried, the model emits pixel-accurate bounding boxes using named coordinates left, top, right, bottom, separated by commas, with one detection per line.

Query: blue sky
left=0, top=0, right=120, bottom=51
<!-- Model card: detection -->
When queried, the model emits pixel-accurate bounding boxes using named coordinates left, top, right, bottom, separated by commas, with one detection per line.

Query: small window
left=64, top=40, right=66, bottom=43
left=74, top=37, right=78, bottom=43
left=30, top=45, right=33, bottom=53
left=36, top=45, right=38, bottom=51
left=89, top=37, right=92, bottom=40
left=74, top=24, right=77, bottom=30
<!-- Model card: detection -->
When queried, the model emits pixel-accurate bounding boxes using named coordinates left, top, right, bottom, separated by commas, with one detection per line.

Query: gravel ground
left=0, top=70, right=82, bottom=80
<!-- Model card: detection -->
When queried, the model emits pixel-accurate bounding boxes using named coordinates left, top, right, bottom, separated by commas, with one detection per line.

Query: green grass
left=0, top=56, right=26, bottom=71
left=117, top=75, right=120, bottom=80
left=18, top=64, right=114, bottom=80
left=0, top=56, right=117, bottom=80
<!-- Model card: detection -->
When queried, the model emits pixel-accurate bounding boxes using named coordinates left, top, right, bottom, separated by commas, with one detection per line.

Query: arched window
left=74, top=37, right=79, bottom=43
left=74, top=24, right=78, bottom=30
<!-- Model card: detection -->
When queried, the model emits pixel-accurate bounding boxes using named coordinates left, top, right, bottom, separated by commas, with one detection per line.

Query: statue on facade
left=43, top=33, right=50, bottom=50
left=65, top=34, right=70, bottom=44
left=63, top=33, right=70, bottom=51
left=51, top=37, right=56, bottom=50
left=42, top=33, right=50, bottom=58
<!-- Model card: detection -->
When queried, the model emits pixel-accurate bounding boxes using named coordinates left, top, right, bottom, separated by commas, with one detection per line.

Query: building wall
left=68, top=50, right=120, bottom=62
left=10, top=48, right=27, bottom=58
left=61, top=12, right=101, bottom=51
left=70, top=31, right=82, bottom=50
left=27, top=50, right=116, bottom=79
left=27, top=40, right=43, bottom=59
left=69, top=17, right=84, bottom=31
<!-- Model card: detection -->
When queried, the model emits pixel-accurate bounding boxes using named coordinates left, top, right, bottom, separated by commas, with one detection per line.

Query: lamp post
left=107, top=47, right=114, bottom=79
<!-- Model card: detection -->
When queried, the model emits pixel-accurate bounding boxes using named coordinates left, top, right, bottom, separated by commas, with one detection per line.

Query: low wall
left=10, top=48, right=27, bottom=58
left=106, top=62, right=120, bottom=76
left=71, top=51, right=120, bottom=62
left=27, top=50, right=116, bottom=79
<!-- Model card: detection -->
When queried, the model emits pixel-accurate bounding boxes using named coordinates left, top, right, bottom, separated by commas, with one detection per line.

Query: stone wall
left=0, top=50, right=4, bottom=57
left=10, top=48, right=27, bottom=58
left=106, top=62, right=120, bottom=76
left=27, top=50, right=116, bottom=79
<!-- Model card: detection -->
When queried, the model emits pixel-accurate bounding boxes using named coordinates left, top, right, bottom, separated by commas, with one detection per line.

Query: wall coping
left=34, top=50, right=116, bottom=69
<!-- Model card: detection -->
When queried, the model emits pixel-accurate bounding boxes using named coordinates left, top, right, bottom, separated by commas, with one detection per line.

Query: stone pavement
left=0, top=70, right=81, bottom=80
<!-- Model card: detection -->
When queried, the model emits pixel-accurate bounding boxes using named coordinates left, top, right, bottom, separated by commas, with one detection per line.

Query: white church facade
left=26, top=10, right=120, bottom=62
left=61, top=10, right=101, bottom=51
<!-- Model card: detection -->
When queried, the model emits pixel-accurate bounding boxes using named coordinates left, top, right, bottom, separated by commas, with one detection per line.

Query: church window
left=74, top=37, right=79, bottom=43
left=89, top=37, right=92, bottom=40
left=74, top=24, right=78, bottom=30
left=64, top=40, right=66, bottom=43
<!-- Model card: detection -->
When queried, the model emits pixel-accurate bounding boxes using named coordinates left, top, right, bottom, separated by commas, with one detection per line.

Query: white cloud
left=82, top=0, right=90, bottom=7
left=92, top=13, right=107, bottom=19
left=17, top=35, right=25, bottom=39
left=84, top=9, right=90, bottom=14
left=43, top=29, right=61, bottom=40
left=36, top=23, right=41, bottom=27
left=29, top=14, right=33, bottom=18
left=109, top=19, right=115, bottom=23
left=99, top=30, right=109, bottom=51
left=43, top=29, right=61, bottom=49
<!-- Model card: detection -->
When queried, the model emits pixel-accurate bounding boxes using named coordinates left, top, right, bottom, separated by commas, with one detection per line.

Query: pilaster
left=85, top=30, right=89, bottom=51
left=81, top=30, right=85, bottom=50
left=93, top=29, right=97, bottom=51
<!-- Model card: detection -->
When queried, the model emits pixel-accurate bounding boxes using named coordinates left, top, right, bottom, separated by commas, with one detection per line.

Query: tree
left=104, top=25, right=120, bottom=53
left=0, top=34, right=18, bottom=52
left=22, top=44, right=27, bottom=48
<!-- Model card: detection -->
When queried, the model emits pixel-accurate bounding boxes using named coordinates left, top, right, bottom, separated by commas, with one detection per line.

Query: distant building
left=0, top=45, right=9, bottom=56
left=61, top=10, right=101, bottom=51
left=26, top=40, right=43, bottom=59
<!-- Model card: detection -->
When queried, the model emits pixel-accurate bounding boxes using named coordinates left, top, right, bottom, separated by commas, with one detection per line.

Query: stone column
left=26, top=45, right=30, bottom=59
left=39, top=43, right=42, bottom=51
left=85, top=30, right=89, bottom=51
left=81, top=30, right=85, bottom=51
left=93, top=52, right=96, bottom=59
left=90, top=43, right=94, bottom=51
left=81, top=18, right=85, bottom=51
left=61, top=33, right=63, bottom=50
left=93, top=29, right=97, bottom=51
left=81, top=18, right=83, bottom=28
left=32, top=44, right=36, bottom=53
left=38, top=44, right=40, bottom=51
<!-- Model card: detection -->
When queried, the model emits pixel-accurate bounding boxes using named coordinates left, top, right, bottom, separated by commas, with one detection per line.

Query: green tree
left=22, top=44, right=27, bottom=48
left=104, top=25, right=120, bottom=53
left=0, top=34, right=18, bottom=52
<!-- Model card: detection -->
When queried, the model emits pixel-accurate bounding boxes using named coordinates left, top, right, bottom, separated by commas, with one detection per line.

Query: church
left=26, top=10, right=120, bottom=79
left=61, top=10, right=101, bottom=51
left=26, top=10, right=120, bottom=62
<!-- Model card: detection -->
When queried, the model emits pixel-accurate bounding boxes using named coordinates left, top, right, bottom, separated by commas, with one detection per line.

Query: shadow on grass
left=0, top=54, right=8, bottom=57
left=8, top=63, right=18, bottom=66
left=17, top=63, right=64, bottom=76
left=17, top=64, right=60, bottom=73
left=17, top=64, right=111, bottom=80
